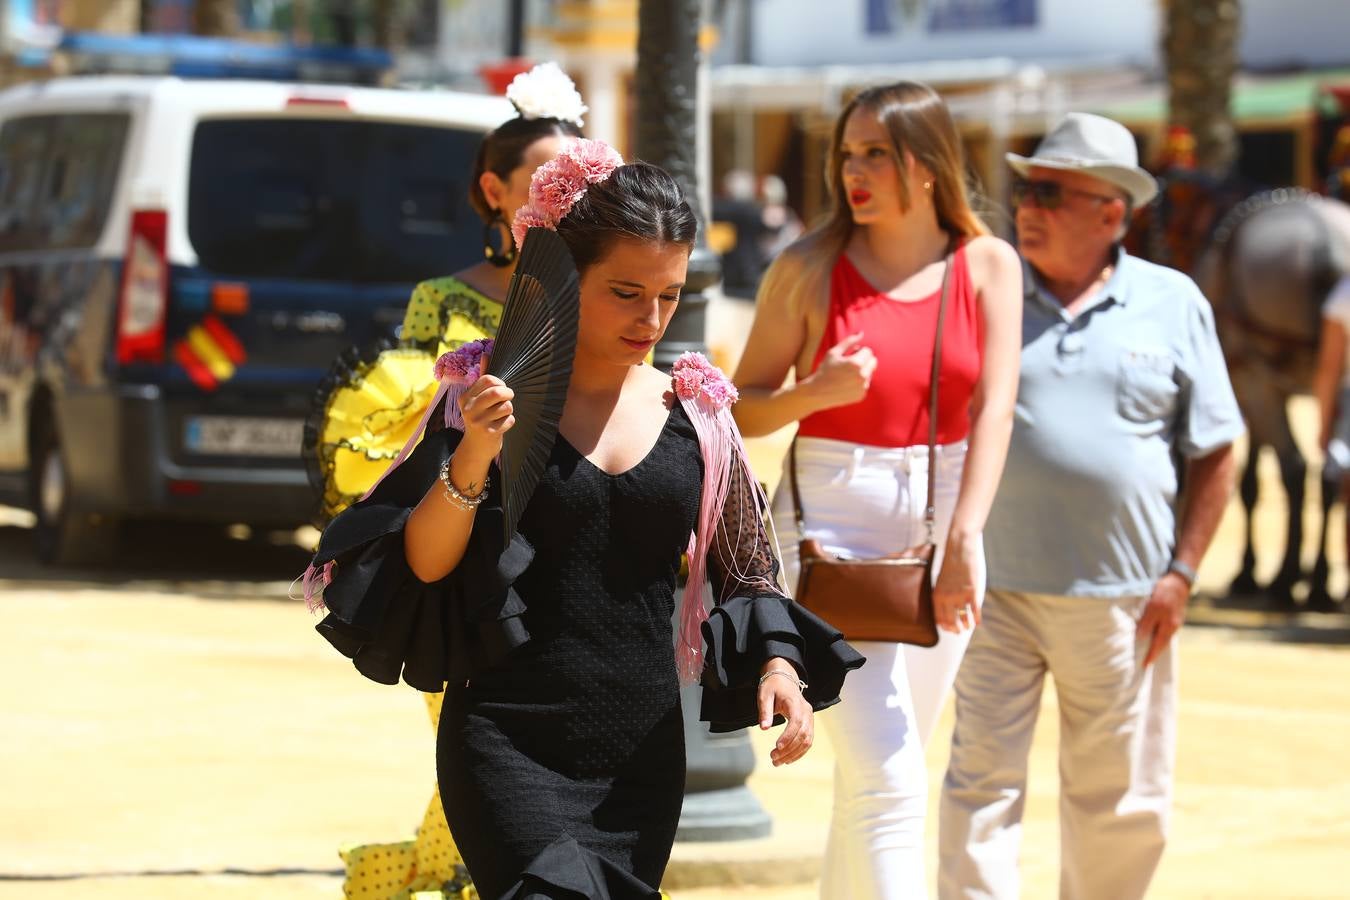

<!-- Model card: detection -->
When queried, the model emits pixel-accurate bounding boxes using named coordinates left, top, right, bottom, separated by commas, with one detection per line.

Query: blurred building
left=1, top=1, right=440, bottom=85
left=709, top=0, right=1350, bottom=225
left=7, top=1, right=1349, bottom=223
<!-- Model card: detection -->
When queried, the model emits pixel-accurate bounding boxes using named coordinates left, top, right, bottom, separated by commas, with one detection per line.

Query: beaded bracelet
left=438, top=456, right=490, bottom=512
left=758, top=669, right=808, bottom=692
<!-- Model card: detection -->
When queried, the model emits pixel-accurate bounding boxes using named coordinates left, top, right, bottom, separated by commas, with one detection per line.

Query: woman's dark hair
left=469, top=116, right=583, bottom=221
left=554, top=163, right=698, bottom=273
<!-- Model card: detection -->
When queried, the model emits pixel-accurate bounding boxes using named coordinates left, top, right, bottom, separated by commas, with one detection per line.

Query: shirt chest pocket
left=1117, top=349, right=1178, bottom=423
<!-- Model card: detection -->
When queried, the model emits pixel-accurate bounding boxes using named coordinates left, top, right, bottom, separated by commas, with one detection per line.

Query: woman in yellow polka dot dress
left=305, top=64, right=584, bottom=900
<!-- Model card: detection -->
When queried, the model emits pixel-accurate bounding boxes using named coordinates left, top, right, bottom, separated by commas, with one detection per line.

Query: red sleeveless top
left=797, top=242, right=983, bottom=448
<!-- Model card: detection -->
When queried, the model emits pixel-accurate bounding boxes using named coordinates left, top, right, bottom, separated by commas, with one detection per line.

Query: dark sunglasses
left=1011, top=177, right=1121, bottom=210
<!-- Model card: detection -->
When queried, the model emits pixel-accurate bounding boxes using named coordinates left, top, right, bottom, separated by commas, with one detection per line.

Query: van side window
left=0, top=113, right=128, bottom=253
left=0, top=117, right=54, bottom=253
left=40, top=114, right=130, bottom=250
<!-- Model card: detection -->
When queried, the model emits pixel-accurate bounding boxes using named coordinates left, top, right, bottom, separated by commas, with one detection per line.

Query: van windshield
left=188, top=118, right=481, bottom=282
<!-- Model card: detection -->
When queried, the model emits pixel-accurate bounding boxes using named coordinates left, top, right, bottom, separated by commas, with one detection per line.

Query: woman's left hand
left=934, top=539, right=981, bottom=634
left=758, top=658, right=814, bottom=767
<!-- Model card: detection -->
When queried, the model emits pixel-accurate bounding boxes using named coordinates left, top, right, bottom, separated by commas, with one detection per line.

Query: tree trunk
left=192, top=0, right=239, bottom=36
left=372, top=0, right=399, bottom=50
left=290, top=0, right=312, bottom=44
left=1162, top=0, right=1241, bottom=177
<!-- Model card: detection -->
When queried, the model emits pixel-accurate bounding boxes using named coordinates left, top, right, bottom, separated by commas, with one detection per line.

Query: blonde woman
left=732, top=81, right=1022, bottom=897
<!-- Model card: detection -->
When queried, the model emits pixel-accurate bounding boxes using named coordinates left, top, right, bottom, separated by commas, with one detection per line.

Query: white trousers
left=772, top=436, right=985, bottom=900
left=937, top=590, right=1177, bottom=900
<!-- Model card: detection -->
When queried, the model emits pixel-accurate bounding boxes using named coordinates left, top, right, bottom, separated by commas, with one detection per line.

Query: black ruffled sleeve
left=308, top=426, right=536, bottom=692
left=698, top=450, right=865, bottom=732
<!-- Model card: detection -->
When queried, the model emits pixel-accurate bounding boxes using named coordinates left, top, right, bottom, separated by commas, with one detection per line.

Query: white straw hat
left=1006, top=112, right=1158, bottom=208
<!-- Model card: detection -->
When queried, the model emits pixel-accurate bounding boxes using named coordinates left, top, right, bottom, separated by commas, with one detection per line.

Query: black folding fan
left=486, top=227, right=580, bottom=543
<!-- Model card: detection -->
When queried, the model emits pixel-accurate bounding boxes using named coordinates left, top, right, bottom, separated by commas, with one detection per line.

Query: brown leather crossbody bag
left=788, top=252, right=951, bottom=647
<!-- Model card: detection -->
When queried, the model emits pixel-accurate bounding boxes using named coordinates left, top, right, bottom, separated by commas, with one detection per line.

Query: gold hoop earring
left=923, top=181, right=933, bottom=191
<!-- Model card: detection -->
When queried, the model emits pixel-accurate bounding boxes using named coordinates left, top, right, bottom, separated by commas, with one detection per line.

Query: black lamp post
left=636, top=0, right=770, bottom=841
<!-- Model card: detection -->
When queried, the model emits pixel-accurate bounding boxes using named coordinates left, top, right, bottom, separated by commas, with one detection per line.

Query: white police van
left=0, top=73, right=512, bottom=562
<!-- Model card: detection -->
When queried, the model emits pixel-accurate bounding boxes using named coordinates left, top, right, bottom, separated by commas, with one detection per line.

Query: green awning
left=1091, top=67, right=1350, bottom=125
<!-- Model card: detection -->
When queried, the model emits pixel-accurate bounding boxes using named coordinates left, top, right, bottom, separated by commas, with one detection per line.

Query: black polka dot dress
left=434, top=404, right=700, bottom=897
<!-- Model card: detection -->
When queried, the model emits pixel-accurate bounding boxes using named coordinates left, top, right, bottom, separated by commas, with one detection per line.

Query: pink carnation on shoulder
left=671, top=352, right=738, bottom=409
left=511, top=206, right=554, bottom=253
left=672, top=366, right=705, bottom=400
left=433, top=338, right=495, bottom=384
left=701, top=371, right=740, bottom=408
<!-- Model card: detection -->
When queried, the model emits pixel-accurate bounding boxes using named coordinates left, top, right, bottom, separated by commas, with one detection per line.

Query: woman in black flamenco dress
left=303, top=152, right=863, bottom=899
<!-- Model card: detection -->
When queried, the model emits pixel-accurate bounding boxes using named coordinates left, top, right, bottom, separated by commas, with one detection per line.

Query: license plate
left=184, top=416, right=304, bottom=458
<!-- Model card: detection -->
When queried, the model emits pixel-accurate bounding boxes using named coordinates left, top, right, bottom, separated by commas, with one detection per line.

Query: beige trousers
left=938, top=589, right=1177, bottom=900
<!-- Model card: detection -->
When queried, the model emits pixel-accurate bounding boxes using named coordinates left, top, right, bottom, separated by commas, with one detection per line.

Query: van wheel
left=29, top=420, right=119, bottom=566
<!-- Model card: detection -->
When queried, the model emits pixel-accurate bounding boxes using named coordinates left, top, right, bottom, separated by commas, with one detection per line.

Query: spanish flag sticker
left=174, top=314, right=246, bottom=391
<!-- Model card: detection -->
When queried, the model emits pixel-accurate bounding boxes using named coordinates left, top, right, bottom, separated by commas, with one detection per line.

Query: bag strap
left=925, top=248, right=954, bottom=544
left=790, top=243, right=954, bottom=545
left=789, top=429, right=806, bottom=533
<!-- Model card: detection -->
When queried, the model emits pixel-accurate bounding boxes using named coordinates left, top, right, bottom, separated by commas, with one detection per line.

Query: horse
left=1196, top=189, right=1350, bottom=609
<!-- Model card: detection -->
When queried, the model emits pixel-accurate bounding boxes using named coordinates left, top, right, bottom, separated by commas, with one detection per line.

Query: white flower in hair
left=506, top=62, right=588, bottom=128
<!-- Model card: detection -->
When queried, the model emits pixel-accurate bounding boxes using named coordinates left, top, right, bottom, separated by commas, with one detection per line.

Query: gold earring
left=923, top=181, right=933, bottom=190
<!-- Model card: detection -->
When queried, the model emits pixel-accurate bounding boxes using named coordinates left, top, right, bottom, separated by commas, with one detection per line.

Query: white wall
left=1239, top=0, right=1350, bottom=69
left=745, top=0, right=1350, bottom=72
left=748, top=0, right=1160, bottom=68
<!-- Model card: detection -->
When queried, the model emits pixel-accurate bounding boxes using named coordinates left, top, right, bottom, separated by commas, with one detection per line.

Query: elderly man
left=938, top=113, right=1242, bottom=900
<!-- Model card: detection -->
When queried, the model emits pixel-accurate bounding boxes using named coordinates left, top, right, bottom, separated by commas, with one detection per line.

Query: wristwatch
left=1167, top=558, right=1197, bottom=588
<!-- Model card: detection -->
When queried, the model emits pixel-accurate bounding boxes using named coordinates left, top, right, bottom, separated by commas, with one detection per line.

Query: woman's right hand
left=803, top=332, right=876, bottom=411
left=457, top=358, right=515, bottom=462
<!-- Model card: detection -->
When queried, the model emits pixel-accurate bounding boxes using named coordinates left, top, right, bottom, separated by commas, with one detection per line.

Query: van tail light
left=116, top=209, right=169, bottom=365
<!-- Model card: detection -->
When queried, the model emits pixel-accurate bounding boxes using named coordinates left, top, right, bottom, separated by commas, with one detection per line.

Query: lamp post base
left=676, top=680, right=772, bottom=842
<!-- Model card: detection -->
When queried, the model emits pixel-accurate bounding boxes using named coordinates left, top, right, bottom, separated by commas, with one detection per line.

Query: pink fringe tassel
left=675, top=396, right=754, bottom=685
left=295, top=560, right=335, bottom=614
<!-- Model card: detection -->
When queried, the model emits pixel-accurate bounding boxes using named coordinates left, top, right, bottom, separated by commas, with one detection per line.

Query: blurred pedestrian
left=732, top=80, right=1022, bottom=898
left=938, top=113, right=1243, bottom=900
left=306, top=61, right=583, bottom=899
left=714, top=169, right=772, bottom=296
left=1323, top=124, right=1350, bottom=202
left=758, top=173, right=804, bottom=263
left=1314, top=274, right=1350, bottom=609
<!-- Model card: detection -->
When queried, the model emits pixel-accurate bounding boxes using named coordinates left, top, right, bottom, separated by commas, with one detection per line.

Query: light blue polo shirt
left=985, top=248, right=1245, bottom=598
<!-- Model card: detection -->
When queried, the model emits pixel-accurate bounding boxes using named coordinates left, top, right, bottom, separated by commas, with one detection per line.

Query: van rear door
left=165, top=115, right=482, bottom=463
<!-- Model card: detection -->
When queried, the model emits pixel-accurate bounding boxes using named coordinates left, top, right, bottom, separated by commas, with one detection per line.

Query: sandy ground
left=2, top=556, right=1346, bottom=900
left=2, top=297, right=1348, bottom=898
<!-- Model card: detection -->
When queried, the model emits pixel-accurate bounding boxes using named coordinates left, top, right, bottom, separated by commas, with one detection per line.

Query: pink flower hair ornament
left=511, top=138, right=624, bottom=248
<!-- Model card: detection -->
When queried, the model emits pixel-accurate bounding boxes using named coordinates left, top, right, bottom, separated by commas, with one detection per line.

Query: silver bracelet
left=438, top=456, right=490, bottom=512
left=758, top=669, right=808, bottom=692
